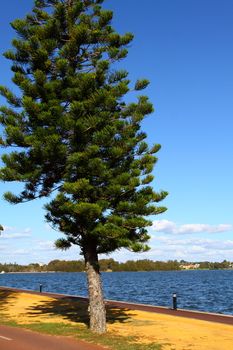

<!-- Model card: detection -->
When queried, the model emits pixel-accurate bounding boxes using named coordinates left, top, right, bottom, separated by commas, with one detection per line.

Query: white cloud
left=1, top=232, right=31, bottom=239
left=0, top=226, right=32, bottom=239
left=24, top=228, right=31, bottom=233
left=153, top=235, right=233, bottom=249
left=37, top=240, right=56, bottom=251
left=13, top=248, right=31, bottom=255
left=146, top=235, right=233, bottom=261
left=152, top=220, right=233, bottom=235
left=1, top=222, right=233, bottom=264
left=2, top=226, right=15, bottom=232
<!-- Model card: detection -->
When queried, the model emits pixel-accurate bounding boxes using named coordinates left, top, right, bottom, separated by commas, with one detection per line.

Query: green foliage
left=134, top=79, right=150, bottom=91
left=199, top=260, right=232, bottom=270
left=104, top=259, right=181, bottom=272
left=46, top=259, right=85, bottom=272
left=0, top=259, right=232, bottom=272
left=0, top=259, right=181, bottom=272
left=0, top=0, right=167, bottom=257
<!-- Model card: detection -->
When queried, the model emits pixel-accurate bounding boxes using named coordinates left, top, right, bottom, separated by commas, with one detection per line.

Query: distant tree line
left=0, top=259, right=232, bottom=273
left=198, top=260, right=232, bottom=270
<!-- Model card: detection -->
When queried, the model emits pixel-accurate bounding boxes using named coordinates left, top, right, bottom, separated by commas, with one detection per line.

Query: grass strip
left=0, top=316, right=162, bottom=350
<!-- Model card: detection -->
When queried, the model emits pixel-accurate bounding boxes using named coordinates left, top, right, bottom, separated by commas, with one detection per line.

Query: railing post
left=173, top=293, right=177, bottom=310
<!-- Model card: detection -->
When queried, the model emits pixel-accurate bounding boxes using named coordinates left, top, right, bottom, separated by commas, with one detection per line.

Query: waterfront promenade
left=0, top=286, right=233, bottom=350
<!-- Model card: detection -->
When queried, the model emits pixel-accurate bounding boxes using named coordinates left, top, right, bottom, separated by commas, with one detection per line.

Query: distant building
left=180, top=263, right=200, bottom=270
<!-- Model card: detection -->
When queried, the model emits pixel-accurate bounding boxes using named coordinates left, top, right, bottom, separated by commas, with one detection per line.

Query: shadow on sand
left=26, top=296, right=135, bottom=327
left=0, top=287, right=135, bottom=327
left=0, top=289, right=18, bottom=311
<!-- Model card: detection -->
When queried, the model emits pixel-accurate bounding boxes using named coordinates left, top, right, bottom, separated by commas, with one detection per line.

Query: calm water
left=1, top=270, right=233, bottom=315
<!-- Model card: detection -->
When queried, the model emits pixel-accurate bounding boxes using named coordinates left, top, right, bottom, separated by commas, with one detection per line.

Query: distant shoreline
left=1, top=268, right=233, bottom=274
left=1, top=258, right=232, bottom=273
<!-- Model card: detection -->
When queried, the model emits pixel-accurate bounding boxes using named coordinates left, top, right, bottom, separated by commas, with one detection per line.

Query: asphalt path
left=0, top=325, right=105, bottom=350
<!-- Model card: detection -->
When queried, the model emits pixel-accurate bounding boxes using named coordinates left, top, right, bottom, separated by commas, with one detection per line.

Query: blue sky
left=0, top=0, right=233, bottom=264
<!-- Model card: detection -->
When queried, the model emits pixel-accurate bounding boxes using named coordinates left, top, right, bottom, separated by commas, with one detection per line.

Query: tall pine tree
left=0, top=0, right=167, bottom=333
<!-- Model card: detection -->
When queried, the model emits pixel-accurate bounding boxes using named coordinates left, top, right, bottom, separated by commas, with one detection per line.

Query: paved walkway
left=0, top=325, right=105, bottom=350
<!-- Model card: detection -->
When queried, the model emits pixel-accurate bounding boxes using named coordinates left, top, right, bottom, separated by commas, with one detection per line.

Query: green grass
left=0, top=317, right=162, bottom=350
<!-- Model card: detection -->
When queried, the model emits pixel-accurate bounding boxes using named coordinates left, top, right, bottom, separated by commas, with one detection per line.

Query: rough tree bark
left=84, top=244, right=106, bottom=334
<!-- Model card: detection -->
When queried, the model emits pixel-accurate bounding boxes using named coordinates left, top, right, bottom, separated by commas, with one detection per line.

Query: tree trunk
left=84, top=245, right=106, bottom=334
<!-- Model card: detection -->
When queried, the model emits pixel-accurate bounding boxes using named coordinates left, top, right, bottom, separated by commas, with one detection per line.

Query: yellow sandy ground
left=1, top=291, right=233, bottom=350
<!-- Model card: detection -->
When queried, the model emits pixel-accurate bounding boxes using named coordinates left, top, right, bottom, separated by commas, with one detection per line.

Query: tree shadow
left=0, top=289, right=18, bottom=310
left=25, top=296, right=135, bottom=327
left=0, top=288, right=136, bottom=327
